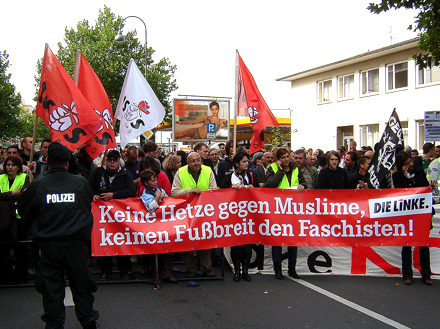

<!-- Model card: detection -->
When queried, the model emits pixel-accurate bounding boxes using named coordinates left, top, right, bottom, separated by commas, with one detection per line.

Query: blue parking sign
left=206, top=123, right=216, bottom=133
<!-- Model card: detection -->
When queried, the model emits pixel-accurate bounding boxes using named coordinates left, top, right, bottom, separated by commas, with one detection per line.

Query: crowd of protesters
left=0, top=137, right=437, bottom=287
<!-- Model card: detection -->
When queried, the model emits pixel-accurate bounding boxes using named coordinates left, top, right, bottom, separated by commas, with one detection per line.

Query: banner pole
left=29, top=111, right=39, bottom=164
left=233, top=50, right=239, bottom=154
left=30, top=43, right=49, bottom=165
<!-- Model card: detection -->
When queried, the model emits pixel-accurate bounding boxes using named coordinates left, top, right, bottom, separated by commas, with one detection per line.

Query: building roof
left=277, top=37, right=420, bottom=82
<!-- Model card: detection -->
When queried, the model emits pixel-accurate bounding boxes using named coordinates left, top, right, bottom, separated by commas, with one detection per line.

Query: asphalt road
left=1, top=268, right=439, bottom=329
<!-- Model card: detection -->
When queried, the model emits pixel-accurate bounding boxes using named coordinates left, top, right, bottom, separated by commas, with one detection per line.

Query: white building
left=277, top=38, right=440, bottom=152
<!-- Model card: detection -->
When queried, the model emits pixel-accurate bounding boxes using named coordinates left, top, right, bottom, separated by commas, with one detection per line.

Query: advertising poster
left=424, top=111, right=440, bottom=141
left=173, top=99, right=230, bottom=141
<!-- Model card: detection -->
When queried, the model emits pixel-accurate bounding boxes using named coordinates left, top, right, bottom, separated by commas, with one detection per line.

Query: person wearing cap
left=87, top=149, right=136, bottom=280
left=17, top=142, right=99, bottom=329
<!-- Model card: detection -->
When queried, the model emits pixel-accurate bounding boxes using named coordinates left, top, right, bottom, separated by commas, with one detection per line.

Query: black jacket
left=252, top=165, right=268, bottom=187
left=221, top=170, right=259, bottom=189
left=317, top=167, right=348, bottom=189
left=88, top=166, right=136, bottom=199
left=217, top=158, right=234, bottom=187
left=17, top=168, right=94, bottom=242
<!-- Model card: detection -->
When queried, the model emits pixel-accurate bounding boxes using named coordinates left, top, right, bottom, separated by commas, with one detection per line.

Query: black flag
left=365, top=108, right=404, bottom=188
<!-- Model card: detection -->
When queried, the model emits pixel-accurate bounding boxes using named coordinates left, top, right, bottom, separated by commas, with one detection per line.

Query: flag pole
left=73, top=50, right=81, bottom=85
left=30, top=44, right=49, bottom=164
left=233, top=50, right=239, bottom=154
left=29, top=112, right=39, bottom=165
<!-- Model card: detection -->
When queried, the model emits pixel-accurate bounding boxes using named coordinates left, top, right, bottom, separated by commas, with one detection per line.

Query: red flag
left=74, top=51, right=116, bottom=159
left=237, top=53, right=279, bottom=154
left=36, top=45, right=101, bottom=151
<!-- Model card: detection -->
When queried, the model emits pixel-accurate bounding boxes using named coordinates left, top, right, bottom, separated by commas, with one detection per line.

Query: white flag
left=115, top=59, right=165, bottom=148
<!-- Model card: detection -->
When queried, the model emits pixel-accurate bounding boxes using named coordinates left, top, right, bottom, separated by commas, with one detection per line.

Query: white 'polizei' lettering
left=46, top=193, right=75, bottom=203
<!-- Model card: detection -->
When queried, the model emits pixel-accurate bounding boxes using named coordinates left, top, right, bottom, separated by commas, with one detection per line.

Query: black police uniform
left=17, top=142, right=99, bottom=329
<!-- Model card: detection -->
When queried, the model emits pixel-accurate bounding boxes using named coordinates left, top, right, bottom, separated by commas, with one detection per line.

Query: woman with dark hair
left=267, top=147, right=307, bottom=280
left=162, top=154, right=181, bottom=186
left=316, top=150, right=348, bottom=189
left=313, top=148, right=324, bottom=160
left=392, top=151, right=432, bottom=285
left=0, top=156, right=30, bottom=284
left=222, top=151, right=259, bottom=282
left=176, top=150, right=187, bottom=167
left=217, top=140, right=238, bottom=186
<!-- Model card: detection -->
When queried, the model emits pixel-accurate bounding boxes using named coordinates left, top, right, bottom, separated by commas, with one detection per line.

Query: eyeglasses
left=107, top=157, right=119, bottom=163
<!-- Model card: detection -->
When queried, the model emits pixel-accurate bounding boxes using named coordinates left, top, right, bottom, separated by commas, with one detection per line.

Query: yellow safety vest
left=178, top=165, right=212, bottom=191
left=0, top=173, right=26, bottom=218
left=269, top=163, right=299, bottom=189
left=0, top=173, right=26, bottom=193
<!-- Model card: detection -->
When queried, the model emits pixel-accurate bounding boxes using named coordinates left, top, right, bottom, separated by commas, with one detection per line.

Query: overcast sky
left=3, top=0, right=418, bottom=110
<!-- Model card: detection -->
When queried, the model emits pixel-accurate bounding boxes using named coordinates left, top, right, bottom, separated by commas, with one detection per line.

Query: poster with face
left=173, top=99, right=230, bottom=142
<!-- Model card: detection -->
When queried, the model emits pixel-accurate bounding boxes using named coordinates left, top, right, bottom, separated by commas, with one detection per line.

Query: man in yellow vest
left=171, top=151, right=219, bottom=277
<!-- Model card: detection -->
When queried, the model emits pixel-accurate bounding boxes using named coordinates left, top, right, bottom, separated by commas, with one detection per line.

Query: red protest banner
left=91, top=187, right=432, bottom=256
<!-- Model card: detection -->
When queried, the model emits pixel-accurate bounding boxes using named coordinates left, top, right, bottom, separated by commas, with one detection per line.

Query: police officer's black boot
left=241, top=252, right=252, bottom=282
left=273, top=261, right=284, bottom=280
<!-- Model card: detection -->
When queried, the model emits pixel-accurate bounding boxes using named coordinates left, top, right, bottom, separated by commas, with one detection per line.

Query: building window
left=386, top=61, right=408, bottom=91
left=401, top=120, right=409, bottom=147
left=318, top=79, right=332, bottom=103
left=336, top=125, right=354, bottom=150
left=360, top=124, right=379, bottom=148
left=361, top=68, right=379, bottom=95
left=338, top=74, right=354, bottom=100
left=416, top=120, right=425, bottom=150
left=418, top=64, right=440, bottom=86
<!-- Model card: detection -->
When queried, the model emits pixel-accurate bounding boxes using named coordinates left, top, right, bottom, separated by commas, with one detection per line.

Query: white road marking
left=64, top=286, right=74, bottom=306
left=288, top=277, right=411, bottom=329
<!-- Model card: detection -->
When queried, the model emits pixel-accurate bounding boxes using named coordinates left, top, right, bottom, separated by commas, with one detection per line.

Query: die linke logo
left=368, top=193, right=432, bottom=218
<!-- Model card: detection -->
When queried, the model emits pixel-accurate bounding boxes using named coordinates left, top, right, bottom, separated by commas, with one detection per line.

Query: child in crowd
left=140, top=170, right=167, bottom=213
left=140, top=170, right=177, bottom=283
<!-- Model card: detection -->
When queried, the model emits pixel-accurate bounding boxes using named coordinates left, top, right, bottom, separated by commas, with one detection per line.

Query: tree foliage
left=368, top=0, right=440, bottom=68
left=0, top=50, right=24, bottom=140
left=34, top=6, right=177, bottom=126
left=267, top=126, right=291, bottom=148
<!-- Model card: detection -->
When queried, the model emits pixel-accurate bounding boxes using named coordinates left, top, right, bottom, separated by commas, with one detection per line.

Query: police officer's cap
left=48, top=142, right=72, bottom=161
left=107, top=150, right=121, bottom=159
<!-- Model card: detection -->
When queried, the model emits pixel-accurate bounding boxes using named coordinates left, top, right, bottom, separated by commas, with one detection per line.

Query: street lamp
left=115, top=16, right=148, bottom=78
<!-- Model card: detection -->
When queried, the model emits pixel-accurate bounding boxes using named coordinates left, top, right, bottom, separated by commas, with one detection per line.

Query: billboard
left=173, top=99, right=230, bottom=142
left=424, top=111, right=440, bottom=142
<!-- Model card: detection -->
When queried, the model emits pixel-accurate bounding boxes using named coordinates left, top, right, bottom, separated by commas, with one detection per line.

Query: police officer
left=18, top=142, right=99, bottom=329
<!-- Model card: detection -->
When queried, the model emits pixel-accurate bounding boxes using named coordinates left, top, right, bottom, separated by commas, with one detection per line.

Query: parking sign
left=207, top=123, right=216, bottom=140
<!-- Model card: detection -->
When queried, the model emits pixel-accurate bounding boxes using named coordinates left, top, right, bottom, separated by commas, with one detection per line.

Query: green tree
left=19, top=113, right=51, bottom=140
left=368, top=0, right=440, bottom=68
left=0, top=50, right=23, bottom=140
left=34, top=6, right=177, bottom=125
left=267, top=126, right=291, bottom=148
